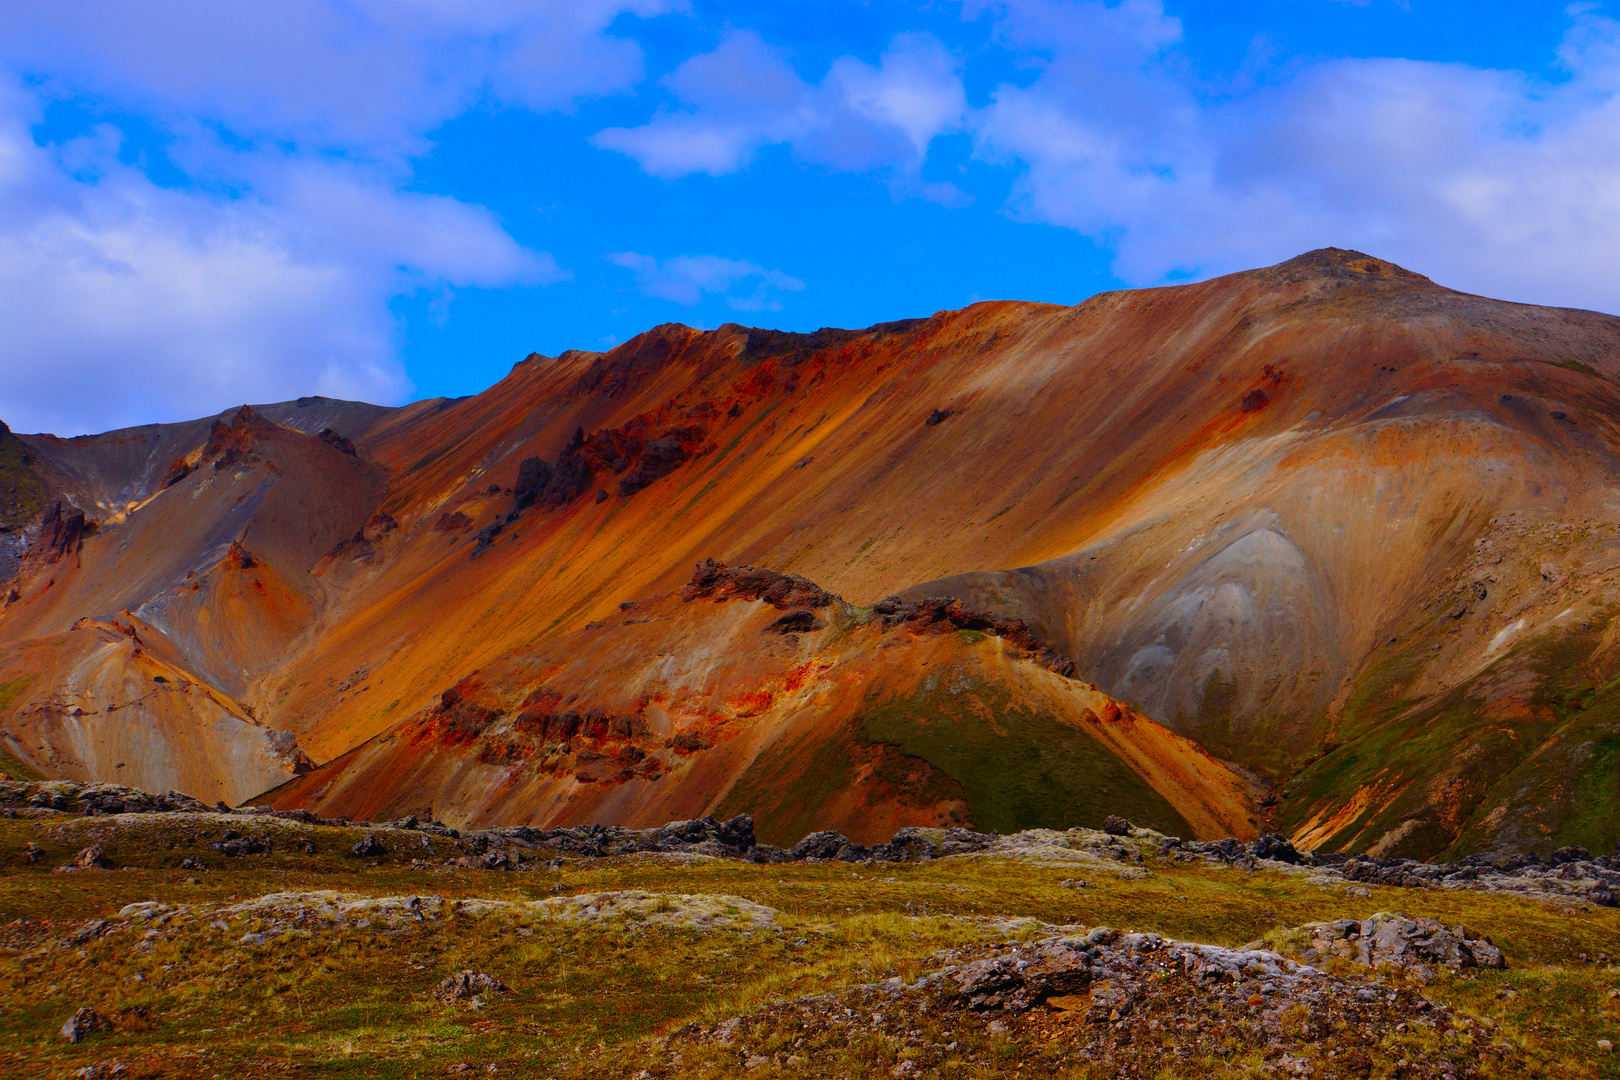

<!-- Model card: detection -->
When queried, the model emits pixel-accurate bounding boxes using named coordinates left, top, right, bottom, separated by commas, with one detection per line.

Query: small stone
left=1600, top=1039, right=1614, bottom=1052
left=69, top=845, right=110, bottom=870
left=433, top=970, right=508, bottom=1003
left=61, top=1007, right=112, bottom=1043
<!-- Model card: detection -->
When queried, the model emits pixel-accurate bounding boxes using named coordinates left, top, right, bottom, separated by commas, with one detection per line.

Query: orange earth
left=5, top=248, right=1620, bottom=858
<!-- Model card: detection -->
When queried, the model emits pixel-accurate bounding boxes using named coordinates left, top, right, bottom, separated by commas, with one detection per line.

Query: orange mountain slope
left=5, top=248, right=1620, bottom=856
left=259, top=562, right=1257, bottom=844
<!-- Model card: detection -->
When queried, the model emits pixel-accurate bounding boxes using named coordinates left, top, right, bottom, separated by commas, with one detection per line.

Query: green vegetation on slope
left=1281, top=615, right=1620, bottom=860
left=0, top=422, right=47, bottom=531
left=717, top=671, right=1196, bottom=846
left=861, top=676, right=1194, bottom=838
left=0, top=679, right=40, bottom=782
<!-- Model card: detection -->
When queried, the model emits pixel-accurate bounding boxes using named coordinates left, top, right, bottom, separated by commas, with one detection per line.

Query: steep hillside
left=4, top=249, right=1620, bottom=856
left=261, top=562, right=1256, bottom=843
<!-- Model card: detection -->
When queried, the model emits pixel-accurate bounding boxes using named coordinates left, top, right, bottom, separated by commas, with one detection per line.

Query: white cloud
left=593, top=29, right=968, bottom=201
left=970, top=1, right=1620, bottom=312
left=607, top=251, right=805, bottom=311
left=0, top=78, right=559, bottom=436
left=0, top=1, right=675, bottom=434
left=0, top=0, right=685, bottom=157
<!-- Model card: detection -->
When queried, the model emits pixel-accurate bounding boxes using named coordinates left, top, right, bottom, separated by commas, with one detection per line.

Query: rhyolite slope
left=3, top=249, right=1620, bottom=857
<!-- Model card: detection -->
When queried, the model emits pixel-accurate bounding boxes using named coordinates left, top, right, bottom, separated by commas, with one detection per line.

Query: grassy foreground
left=1, top=813, right=1618, bottom=1079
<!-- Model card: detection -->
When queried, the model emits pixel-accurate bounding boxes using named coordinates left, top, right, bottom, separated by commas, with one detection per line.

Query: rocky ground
left=656, top=925, right=1515, bottom=1079
left=11, top=780, right=1618, bottom=913
left=1, top=783, right=1618, bottom=1077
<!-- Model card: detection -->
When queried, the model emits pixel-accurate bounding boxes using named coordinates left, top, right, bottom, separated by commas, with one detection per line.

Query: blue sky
left=1, top=1, right=1616, bottom=434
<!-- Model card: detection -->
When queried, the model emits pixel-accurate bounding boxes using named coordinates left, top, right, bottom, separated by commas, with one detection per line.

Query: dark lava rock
left=925, top=408, right=954, bottom=426
left=40, top=501, right=86, bottom=562
left=1251, top=832, right=1301, bottom=864
left=955, top=935, right=1095, bottom=1010
left=161, top=457, right=195, bottom=487
left=790, top=830, right=869, bottom=862
left=877, top=595, right=1077, bottom=677
left=684, top=559, right=835, bottom=610
left=513, top=456, right=553, bottom=509
left=350, top=834, right=385, bottom=858
left=1240, top=388, right=1270, bottom=412
left=1102, top=816, right=1132, bottom=836
left=468, top=522, right=501, bottom=559
left=215, top=836, right=269, bottom=857
left=318, top=428, right=357, bottom=456
left=763, top=609, right=826, bottom=634
left=539, top=452, right=593, bottom=508
left=619, top=436, right=690, bottom=496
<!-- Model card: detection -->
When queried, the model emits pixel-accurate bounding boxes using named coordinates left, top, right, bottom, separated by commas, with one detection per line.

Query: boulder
left=350, top=834, right=385, bottom=858
left=66, top=845, right=110, bottom=871
left=317, top=428, right=357, bottom=456
left=618, top=436, right=690, bottom=496
left=763, top=609, right=826, bottom=634
left=1297, top=913, right=1504, bottom=978
left=954, top=936, right=1094, bottom=1011
left=1251, top=833, right=1301, bottom=864
left=513, top=456, right=553, bottom=509
left=790, top=830, right=867, bottom=862
left=1102, top=816, right=1132, bottom=836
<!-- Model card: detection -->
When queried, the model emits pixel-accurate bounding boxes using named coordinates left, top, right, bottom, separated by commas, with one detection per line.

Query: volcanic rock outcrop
left=3, top=249, right=1620, bottom=858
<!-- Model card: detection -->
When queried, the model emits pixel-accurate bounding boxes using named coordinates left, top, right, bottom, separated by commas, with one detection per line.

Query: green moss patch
left=860, top=675, right=1194, bottom=838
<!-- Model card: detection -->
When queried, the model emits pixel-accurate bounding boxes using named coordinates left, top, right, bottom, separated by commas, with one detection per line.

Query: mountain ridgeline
left=3, top=248, right=1620, bottom=859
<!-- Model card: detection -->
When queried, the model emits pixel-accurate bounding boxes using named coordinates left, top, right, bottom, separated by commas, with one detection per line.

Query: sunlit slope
left=7, top=248, right=1620, bottom=855
left=260, top=566, right=1258, bottom=843
left=0, top=616, right=308, bottom=804
left=2, top=407, right=386, bottom=697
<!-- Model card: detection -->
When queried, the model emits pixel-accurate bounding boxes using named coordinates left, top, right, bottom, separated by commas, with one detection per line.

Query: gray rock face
left=1296, top=914, right=1505, bottom=979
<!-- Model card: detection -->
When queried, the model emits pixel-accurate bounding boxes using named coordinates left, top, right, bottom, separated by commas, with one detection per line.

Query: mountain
left=3, top=248, right=1619, bottom=857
